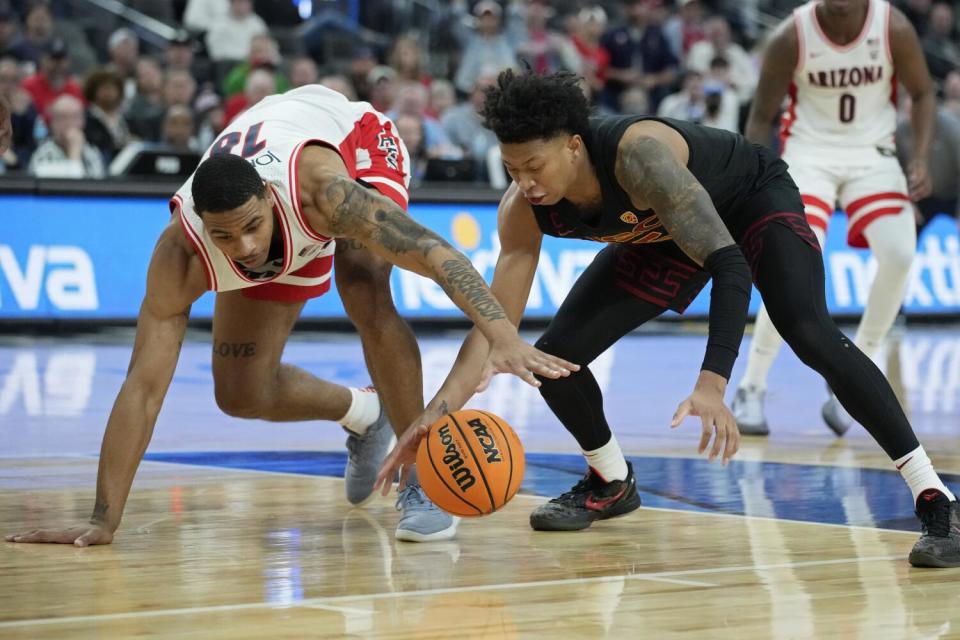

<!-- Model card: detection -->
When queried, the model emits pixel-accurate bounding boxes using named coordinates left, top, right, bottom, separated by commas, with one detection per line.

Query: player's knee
left=214, top=386, right=267, bottom=419
left=875, top=241, right=915, bottom=274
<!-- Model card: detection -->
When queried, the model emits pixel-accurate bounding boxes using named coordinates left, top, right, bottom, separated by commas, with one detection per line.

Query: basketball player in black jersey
left=377, top=70, right=960, bottom=568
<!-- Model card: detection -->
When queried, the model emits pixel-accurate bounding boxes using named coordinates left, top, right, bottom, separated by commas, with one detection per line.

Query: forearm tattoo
left=323, top=176, right=508, bottom=322
left=439, top=258, right=507, bottom=321
left=616, top=135, right=733, bottom=264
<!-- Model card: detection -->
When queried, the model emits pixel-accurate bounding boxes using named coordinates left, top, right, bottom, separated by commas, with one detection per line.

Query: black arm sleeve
left=701, top=244, right=752, bottom=380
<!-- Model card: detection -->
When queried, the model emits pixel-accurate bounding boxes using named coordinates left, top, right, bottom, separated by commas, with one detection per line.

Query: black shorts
left=605, top=172, right=819, bottom=313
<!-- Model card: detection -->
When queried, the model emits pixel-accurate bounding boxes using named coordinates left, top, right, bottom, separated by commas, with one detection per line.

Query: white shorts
left=781, top=145, right=909, bottom=248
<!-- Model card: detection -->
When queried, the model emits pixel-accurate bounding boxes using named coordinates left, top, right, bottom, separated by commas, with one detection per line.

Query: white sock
left=338, top=387, right=381, bottom=435
left=854, top=211, right=915, bottom=360
left=895, top=445, right=955, bottom=504
left=583, top=435, right=629, bottom=482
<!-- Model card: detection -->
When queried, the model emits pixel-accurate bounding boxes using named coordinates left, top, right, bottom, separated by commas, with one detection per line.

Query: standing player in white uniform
left=4, top=85, right=578, bottom=547
left=732, top=0, right=934, bottom=436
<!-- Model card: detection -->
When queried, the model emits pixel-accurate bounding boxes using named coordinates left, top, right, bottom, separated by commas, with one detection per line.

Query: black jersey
left=530, top=115, right=792, bottom=247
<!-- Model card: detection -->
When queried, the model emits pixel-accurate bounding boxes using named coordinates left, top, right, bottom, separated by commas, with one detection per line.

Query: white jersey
left=171, top=85, right=410, bottom=297
left=780, top=0, right=896, bottom=153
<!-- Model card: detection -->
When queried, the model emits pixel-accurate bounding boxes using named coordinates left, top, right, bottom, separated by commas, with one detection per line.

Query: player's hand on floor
left=375, top=423, right=429, bottom=497
left=5, top=524, right=113, bottom=547
left=479, top=338, right=579, bottom=392
left=671, top=387, right=741, bottom=465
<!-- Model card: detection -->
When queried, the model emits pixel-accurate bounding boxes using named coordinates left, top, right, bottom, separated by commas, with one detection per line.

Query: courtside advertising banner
left=0, top=195, right=957, bottom=319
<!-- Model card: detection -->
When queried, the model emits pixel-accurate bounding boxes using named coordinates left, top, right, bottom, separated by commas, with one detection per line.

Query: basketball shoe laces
left=551, top=473, right=601, bottom=507
left=396, top=482, right=429, bottom=512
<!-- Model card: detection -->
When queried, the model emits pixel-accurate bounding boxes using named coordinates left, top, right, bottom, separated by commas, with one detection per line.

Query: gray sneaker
left=821, top=392, right=854, bottom=437
left=344, top=404, right=394, bottom=506
left=395, top=481, right=459, bottom=542
left=732, top=385, right=769, bottom=436
left=909, top=490, right=960, bottom=568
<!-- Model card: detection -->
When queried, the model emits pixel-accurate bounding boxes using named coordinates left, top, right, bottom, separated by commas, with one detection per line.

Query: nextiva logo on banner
left=1, top=194, right=958, bottom=318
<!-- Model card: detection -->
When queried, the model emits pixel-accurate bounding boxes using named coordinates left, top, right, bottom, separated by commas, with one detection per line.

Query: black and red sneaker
left=908, top=489, right=960, bottom=568
left=530, top=462, right=641, bottom=531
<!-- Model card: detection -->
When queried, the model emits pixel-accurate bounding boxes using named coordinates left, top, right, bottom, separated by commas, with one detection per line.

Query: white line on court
left=0, top=554, right=901, bottom=629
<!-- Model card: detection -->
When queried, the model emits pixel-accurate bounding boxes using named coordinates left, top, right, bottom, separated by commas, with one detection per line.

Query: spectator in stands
left=0, top=4, right=23, bottom=59
left=686, top=15, right=755, bottom=104
left=194, top=90, right=224, bottom=150
left=164, top=34, right=212, bottom=89
left=83, top=68, right=128, bottom=161
left=106, top=28, right=139, bottom=101
left=389, top=33, right=431, bottom=86
left=163, top=69, right=196, bottom=113
left=600, top=0, right=678, bottom=113
left=920, top=2, right=960, bottom=82
left=427, top=78, right=455, bottom=120
left=28, top=93, right=103, bottom=177
left=124, top=57, right=164, bottom=141
left=394, top=112, right=427, bottom=186
left=516, top=0, right=580, bottom=75
left=366, top=64, right=397, bottom=113
left=664, top=0, right=706, bottom=60
left=223, top=66, right=274, bottom=125
left=570, top=6, right=610, bottom=103
left=898, top=0, right=932, bottom=35
left=21, top=37, right=82, bottom=121
left=390, top=81, right=458, bottom=157
left=943, top=70, right=960, bottom=121
left=289, top=55, right=318, bottom=89
left=348, top=46, right=377, bottom=102
left=658, top=69, right=738, bottom=132
left=205, top=0, right=268, bottom=62
left=9, top=0, right=95, bottom=74
left=619, top=85, right=649, bottom=115
left=454, top=1, right=518, bottom=94
left=184, top=0, right=229, bottom=34
left=319, top=73, right=357, bottom=100
left=441, top=72, right=499, bottom=181
left=160, top=104, right=199, bottom=152
left=0, top=56, right=35, bottom=168
left=222, top=34, right=288, bottom=97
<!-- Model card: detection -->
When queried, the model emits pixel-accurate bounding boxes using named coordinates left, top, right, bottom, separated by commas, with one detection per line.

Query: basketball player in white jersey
left=732, top=0, right=934, bottom=436
left=4, top=85, right=578, bottom=547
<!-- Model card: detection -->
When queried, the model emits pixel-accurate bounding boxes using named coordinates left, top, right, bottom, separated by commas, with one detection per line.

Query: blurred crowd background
left=0, top=0, right=957, bottom=187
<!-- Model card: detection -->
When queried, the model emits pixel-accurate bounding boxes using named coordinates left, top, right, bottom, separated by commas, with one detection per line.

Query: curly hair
left=481, top=70, right=590, bottom=144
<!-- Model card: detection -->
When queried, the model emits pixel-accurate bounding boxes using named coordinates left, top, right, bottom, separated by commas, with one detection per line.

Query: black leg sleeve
left=534, top=246, right=666, bottom=451
left=752, top=223, right=919, bottom=458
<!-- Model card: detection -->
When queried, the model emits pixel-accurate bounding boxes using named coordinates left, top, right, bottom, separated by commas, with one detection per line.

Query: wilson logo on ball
left=438, top=423, right=476, bottom=492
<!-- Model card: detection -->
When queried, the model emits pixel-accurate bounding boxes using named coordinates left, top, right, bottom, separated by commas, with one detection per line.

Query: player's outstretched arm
left=375, top=188, right=562, bottom=494
left=313, top=172, right=577, bottom=388
left=5, top=226, right=203, bottom=546
left=744, top=18, right=798, bottom=147
left=615, top=126, right=748, bottom=464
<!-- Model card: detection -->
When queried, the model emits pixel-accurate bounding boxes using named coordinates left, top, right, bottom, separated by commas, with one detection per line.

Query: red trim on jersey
left=240, top=253, right=334, bottom=302
left=846, top=191, right=909, bottom=217
left=884, top=1, right=893, bottom=64
left=352, top=112, right=410, bottom=211
left=848, top=206, right=905, bottom=248
left=171, top=194, right=217, bottom=291
left=812, top=0, right=874, bottom=52
left=287, top=138, right=337, bottom=243
left=890, top=71, right=898, bottom=107
left=223, top=185, right=294, bottom=284
left=794, top=9, right=806, bottom=74
left=778, top=82, right=799, bottom=155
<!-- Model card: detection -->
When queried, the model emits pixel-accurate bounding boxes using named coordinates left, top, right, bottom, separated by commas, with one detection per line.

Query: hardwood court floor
left=2, top=327, right=959, bottom=638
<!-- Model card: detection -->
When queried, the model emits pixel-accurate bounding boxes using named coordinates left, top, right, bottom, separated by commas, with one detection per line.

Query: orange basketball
left=416, top=409, right=525, bottom=517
